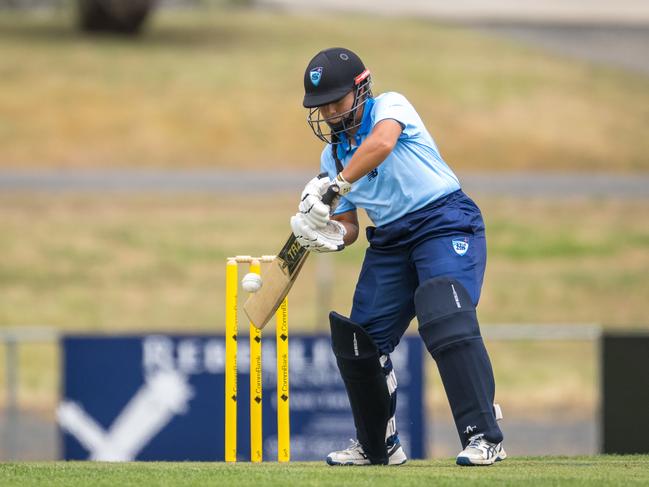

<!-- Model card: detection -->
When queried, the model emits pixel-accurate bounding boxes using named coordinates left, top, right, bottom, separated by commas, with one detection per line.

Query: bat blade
left=243, top=181, right=341, bottom=329
left=243, top=233, right=308, bottom=329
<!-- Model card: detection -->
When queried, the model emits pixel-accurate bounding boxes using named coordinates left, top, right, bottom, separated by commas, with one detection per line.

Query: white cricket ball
left=241, top=273, right=263, bottom=293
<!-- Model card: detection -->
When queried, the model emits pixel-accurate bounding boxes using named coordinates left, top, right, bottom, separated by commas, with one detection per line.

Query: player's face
left=306, top=75, right=372, bottom=144
left=319, top=91, right=355, bottom=124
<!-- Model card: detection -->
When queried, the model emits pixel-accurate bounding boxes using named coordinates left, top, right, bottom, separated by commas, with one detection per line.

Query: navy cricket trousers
left=350, top=189, right=487, bottom=354
left=349, top=189, right=503, bottom=446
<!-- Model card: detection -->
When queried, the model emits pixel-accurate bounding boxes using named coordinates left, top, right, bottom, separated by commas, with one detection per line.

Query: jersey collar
left=336, top=97, right=375, bottom=159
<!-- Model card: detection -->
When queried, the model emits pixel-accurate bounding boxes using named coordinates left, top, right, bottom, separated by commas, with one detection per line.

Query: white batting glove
left=299, top=175, right=333, bottom=229
left=290, top=213, right=346, bottom=253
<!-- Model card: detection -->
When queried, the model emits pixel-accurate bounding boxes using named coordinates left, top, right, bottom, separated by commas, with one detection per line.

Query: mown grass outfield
left=2, top=457, right=649, bottom=486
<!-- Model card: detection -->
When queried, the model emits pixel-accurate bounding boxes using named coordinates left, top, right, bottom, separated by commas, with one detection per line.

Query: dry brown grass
left=0, top=193, right=646, bottom=414
left=477, top=197, right=649, bottom=325
left=428, top=341, right=598, bottom=420
left=1, top=194, right=647, bottom=330
left=0, top=10, right=647, bottom=171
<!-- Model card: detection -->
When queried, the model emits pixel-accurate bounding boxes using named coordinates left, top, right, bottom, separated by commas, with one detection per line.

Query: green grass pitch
left=2, top=457, right=649, bottom=486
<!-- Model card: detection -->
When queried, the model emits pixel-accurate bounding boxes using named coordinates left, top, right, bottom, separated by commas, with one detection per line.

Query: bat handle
left=315, top=172, right=341, bottom=212
left=321, top=185, right=344, bottom=251
left=321, top=184, right=340, bottom=207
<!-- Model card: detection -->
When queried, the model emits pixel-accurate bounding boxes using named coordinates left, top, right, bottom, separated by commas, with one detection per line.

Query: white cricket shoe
left=456, top=434, right=507, bottom=466
left=326, top=437, right=407, bottom=466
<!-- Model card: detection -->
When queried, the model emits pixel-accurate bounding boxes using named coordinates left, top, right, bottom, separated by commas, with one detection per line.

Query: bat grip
left=315, top=172, right=341, bottom=212
left=321, top=185, right=340, bottom=207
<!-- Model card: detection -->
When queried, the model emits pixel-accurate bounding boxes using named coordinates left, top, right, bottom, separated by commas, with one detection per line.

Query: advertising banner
left=59, top=334, right=425, bottom=461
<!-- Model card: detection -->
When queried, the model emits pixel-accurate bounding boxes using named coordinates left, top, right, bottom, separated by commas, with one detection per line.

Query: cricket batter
left=290, top=48, right=506, bottom=466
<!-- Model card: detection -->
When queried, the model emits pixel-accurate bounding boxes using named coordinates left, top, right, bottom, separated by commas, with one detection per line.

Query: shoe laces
left=467, top=433, right=486, bottom=449
left=343, top=439, right=364, bottom=454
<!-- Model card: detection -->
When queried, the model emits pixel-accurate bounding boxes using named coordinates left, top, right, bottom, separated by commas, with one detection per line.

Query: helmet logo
left=310, top=67, right=323, bottom=87
left=339, top=53, right=349, bottom=60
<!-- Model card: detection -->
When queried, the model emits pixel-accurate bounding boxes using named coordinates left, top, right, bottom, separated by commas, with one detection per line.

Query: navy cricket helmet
left=303, top=47, right=373, bottom=144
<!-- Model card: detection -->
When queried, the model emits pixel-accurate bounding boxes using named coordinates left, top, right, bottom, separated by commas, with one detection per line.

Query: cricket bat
left=244, top=182, right=340, bottom=329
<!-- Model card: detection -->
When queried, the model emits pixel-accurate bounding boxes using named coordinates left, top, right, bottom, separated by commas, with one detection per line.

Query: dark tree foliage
left=78, top=0, right=156, bottom=35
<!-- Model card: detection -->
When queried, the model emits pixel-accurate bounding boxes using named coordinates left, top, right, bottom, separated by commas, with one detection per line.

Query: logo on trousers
left=452, top=238, right=469, bottom=256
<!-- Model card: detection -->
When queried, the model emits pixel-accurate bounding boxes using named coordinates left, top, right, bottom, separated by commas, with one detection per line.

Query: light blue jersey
left=320, top=92, right=461, bottom=227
